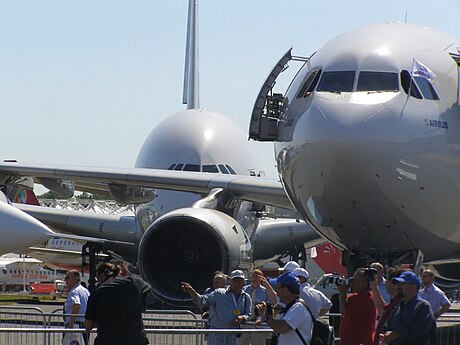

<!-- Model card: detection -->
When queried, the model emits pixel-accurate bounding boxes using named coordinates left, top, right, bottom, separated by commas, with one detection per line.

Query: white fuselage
left=275, top=23, right=460, bottom=261
left=135, top=108, right=259, bottom=232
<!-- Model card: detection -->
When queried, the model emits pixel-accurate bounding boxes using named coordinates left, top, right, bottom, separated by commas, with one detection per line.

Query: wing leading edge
left=0, top=162, right=292, bottom=210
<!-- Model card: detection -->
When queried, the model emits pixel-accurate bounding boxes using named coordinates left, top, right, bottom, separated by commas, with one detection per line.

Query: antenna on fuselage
left=182, top=0, right=200, bottom=110
left=404, top=10, right=408, bottom=23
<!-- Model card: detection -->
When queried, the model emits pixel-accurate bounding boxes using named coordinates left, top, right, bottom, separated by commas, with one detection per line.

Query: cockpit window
left=357, top=72, right=399, bottom=92
left=414, top=77, right=439, bottom=100
left=400, top=70, right=422, bottom=99
left=173, top=164, right=184, bottom=171
left=202, top=164, right=219, bottom=173
left=296, top=70, right=322, bottom=98
left=317, top=71, right=355, bottom=93
left=183, top=164, right=200, bottom=172
left=167, top=164, right=176, bottom=170
left=225, top=165, right=237, bottom=174
left=218, top=164, right=230, bottom=174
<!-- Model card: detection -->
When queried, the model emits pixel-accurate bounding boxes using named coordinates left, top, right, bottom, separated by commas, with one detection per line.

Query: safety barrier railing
left=1, top=307, right=459, bottom=345
left=0, top=327, right=274, bottom=345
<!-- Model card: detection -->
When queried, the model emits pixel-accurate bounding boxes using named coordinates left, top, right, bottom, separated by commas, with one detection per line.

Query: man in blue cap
left=256, top=271, right=313, bottom=345
left=380, top=271, right=435, bottom=345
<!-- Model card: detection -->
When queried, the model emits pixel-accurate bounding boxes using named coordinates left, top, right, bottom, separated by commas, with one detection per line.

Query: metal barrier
left=1, top=306, right=459, bottom=345
left=0, top=327, right=274, bottom=345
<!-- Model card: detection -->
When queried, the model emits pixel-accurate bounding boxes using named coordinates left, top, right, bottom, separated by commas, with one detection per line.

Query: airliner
left=0, top=0, right=320, bottom=304
left=1, top=21, right=459, bottom=300
left=0, top=256, right=64, bottom=287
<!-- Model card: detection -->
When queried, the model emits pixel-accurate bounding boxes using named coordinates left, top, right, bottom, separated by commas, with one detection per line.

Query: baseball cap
left=293, top=268, right=309, bottom=279
left=276, top=272, right=300, bottom=287
left=279, top=261, right=300, bottom=272
left=392, top=271, right=420, bottom=288
left=230, top=270, right=245, bottom=280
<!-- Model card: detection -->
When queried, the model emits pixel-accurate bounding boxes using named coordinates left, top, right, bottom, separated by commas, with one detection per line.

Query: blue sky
left=0, top=0, right=458, bottom=185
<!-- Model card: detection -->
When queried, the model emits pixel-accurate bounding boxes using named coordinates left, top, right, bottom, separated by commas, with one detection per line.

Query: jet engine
left=138, top=207, right=252, bottom=306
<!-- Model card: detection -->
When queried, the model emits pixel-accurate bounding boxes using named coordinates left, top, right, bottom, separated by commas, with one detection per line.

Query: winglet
left=182, top=0, right=200, bottom=109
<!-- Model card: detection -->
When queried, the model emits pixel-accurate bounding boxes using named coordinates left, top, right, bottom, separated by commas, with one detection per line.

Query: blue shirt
left=243, top=284, right=271, bottom=304
left=384, top=295, right=435, bottom=345
left=419, top=284, right=451, bottom=316
left=378, top=278, right=391, bottom=304
left=193, top=287, right=252, bottom=329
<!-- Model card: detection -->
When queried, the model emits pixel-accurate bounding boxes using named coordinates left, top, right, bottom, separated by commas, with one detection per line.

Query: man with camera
left=370, top=262, right=391, bottom=304
left=369, top=267, right=403, bottom=345
left=338, top=267, right=377, bottom=345
left=256, top=272, right=313, bottom=345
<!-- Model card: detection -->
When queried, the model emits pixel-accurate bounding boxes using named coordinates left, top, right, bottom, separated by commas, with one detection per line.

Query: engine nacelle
left=138, top=207, right=252, bottom=306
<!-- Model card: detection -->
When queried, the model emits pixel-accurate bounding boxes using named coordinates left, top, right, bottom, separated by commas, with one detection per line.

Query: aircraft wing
left=0, top=162, right=293, bottom=209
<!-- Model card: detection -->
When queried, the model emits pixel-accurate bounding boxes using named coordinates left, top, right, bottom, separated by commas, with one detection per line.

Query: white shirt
left=64, top=283, right=90, bottom=323
left=278, top=301, right=313, bottom=345
left=300, top=283, right=332, bottom=317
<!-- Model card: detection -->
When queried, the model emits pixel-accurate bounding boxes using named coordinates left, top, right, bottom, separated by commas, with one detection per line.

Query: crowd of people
left=181, top=262, right=451, bottom=345
left=63, top=260, right=452, bottom=345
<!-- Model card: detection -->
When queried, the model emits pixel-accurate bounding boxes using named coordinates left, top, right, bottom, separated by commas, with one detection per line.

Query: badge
left=232, top=309, right=241, bottom=315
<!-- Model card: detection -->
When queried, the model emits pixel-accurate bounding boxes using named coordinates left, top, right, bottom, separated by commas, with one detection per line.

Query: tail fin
left=182, top=0, right=200, bottom=109
left=312, top=243, right=347, bottom=274
left=12, top=189, right=40, bottom=206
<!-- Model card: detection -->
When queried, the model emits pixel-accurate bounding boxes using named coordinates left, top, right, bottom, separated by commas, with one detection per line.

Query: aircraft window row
left=357, top=72, right=399, bottom=92
left=167, top=163, right=237, bottom=174
left=414, top=76, right=439, bottom=100
left=317, top=71, right=355, bottom=93
left=51, top=239, right=75, bottom=246
left=302, top=69, right=438, bottom=100
left=4, top=269, right=54, bottom=275
left=400, top=70, right=439, bottom=100
left=296, top=69, right=322, bottom=98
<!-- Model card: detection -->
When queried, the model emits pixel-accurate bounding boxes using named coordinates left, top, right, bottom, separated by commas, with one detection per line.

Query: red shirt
left=339, top=290, right=377, bottom=345
left=373, top=296, right=401, bottom=345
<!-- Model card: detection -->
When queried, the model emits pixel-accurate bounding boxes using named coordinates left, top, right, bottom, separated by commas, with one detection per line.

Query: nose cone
left=276, top=93, right=412, bottom=254
left=0, top=201, right=54, bottom=254
left=296, top=93, right=399, bottom=144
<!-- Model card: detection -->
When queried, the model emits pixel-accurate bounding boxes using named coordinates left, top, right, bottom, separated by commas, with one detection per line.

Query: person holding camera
left=338, top=267, right=377, bottom=345
left=181, top=270, right=251, bottom=345
left=256, top=272, right=313, bottom=345
left=369, top=267, right=403, bottom=345
left=370, top=262, right=391, bottom=304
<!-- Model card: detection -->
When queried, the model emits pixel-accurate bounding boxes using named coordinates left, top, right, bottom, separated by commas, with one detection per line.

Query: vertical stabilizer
left=182, top=0, right=200, bottom=109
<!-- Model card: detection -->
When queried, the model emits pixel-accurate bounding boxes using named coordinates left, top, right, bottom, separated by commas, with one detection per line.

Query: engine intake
left=138, top=208, right=251, bottom=306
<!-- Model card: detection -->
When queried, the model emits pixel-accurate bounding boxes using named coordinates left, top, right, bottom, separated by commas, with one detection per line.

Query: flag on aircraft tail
left=411, top=58, right=436, bottom=82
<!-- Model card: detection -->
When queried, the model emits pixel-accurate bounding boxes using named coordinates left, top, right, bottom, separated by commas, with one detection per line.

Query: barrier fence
left=0, top=307, right=459, bottom=345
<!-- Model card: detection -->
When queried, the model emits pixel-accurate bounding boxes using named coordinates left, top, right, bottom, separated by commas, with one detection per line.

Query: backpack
left=297, top=301, right=334, bottom=345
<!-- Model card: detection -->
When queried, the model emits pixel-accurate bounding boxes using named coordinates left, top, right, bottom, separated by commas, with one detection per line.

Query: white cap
left=279, top=261, right=300, bottom=272
left=293, top=268, right=309, bottom=279
left=230, top=270, right=245, bottom=280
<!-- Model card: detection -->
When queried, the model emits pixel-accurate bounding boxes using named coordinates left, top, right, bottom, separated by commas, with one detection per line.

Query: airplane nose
left=0, top=201, right=54, bottom=254
left=303, top=94, right=399, bottom=143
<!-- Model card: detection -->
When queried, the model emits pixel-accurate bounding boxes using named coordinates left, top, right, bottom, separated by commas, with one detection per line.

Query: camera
left=328, top=273, right=350, bottom=286
left=364, top=267, right=378, bottom=281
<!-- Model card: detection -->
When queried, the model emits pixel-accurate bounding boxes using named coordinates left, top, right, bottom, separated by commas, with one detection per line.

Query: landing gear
left=82, top=243, right=102, bottom=292
left=341, top=249, right=425, bottom=275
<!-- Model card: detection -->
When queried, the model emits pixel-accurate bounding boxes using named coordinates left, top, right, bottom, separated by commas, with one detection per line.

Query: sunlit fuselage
left=134, top=109, right=259, bottom=232
left=276, top=23, right=460, bottom=261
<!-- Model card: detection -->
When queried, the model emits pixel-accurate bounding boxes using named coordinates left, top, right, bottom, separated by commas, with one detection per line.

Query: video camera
left=364, top=267, right=378, bottom=281
left=327, top=273, right=350, bottom=286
